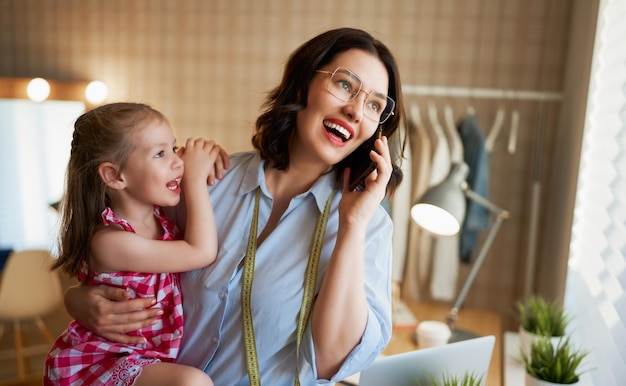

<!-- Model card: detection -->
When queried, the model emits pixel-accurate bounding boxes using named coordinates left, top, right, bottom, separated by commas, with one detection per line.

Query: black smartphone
left=347, top=129, right=381, bottom=191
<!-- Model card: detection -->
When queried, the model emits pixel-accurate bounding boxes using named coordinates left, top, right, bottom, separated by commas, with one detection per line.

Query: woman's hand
left=340, top=135, right=393, bottom=225
left=209, top=143, right=230, bottom=185
left=64, top=284, right=161, bottom=344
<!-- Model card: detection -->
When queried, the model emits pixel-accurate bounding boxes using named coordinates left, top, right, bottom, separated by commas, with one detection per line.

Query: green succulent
left=521, top=336, right=588, bottom=384
left=427, top=371, right=484, bottom=386
left=515, top=295, right=571, bottom=337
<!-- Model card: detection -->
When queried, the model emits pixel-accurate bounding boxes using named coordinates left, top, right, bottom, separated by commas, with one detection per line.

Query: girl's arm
left=91, top=138, right=223, bottom=273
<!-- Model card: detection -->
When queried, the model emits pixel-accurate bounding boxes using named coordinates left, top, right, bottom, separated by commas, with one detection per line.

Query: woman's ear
left=98, top=162, right=125, bottom=190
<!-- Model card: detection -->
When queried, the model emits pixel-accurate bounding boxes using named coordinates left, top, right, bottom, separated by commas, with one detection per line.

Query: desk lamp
left=411, top=162, right=509, bottom=342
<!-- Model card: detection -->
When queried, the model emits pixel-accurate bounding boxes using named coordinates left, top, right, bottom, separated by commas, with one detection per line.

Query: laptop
left=355, top=335, right=495, bottom=386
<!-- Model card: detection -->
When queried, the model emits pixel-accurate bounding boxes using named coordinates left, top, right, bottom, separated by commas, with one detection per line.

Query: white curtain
left=565, top=0, right=626, bottom=384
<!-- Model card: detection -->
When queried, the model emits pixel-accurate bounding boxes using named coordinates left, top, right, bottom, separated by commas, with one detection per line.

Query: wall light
left=85, top=80, right=108, bottom=105
left=26, top=78, right=51, bottom=102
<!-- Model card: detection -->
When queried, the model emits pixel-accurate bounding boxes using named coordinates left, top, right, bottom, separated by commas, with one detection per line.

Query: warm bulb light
left=27, top=77, right=51, bottom=102
left=85, top=80, right=108, bottom=104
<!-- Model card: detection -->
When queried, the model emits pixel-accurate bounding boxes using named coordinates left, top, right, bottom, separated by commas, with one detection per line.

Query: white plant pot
left=525, top=372, right=578, bottom=386
left=518, top=326, right=564, bottom=357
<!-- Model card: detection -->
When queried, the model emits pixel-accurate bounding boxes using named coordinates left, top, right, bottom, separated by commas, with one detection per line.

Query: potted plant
left=515, top=295, right=571, bottom=355
left=521, top=336, right=588, bottom=385
left=427, top=370, right=485, bottom=386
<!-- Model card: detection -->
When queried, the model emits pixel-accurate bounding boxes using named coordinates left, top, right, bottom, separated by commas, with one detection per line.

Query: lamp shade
left=410, top=162, right=469, bottom=236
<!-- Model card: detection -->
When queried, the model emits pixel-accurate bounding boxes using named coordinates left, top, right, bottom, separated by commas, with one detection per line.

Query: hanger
left=508, top=109, right=519, bottom=154
left=410, top=103, right=423, bottom=128
left=444, top=103, right=456, bottom=133
left=485, top=104, right=506, bottom=152
left=428, top=100, right=441, bottom=132
left=444, top=103, right=464, bottom=163
left=466, top=90, right=476, bottom=116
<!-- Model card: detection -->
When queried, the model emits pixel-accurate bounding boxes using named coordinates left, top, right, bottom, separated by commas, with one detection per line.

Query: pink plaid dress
left=45, top=207, right=185, bottom=386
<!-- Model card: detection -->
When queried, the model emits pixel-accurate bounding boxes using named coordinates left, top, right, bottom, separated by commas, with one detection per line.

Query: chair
left=0, top=249, right=63, bottom=381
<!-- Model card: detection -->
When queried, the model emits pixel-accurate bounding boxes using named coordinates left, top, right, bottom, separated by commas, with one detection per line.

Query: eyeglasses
left=316, top=67, right=395, bottom=124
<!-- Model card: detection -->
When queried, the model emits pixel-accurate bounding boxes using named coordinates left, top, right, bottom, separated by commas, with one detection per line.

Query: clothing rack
left=403, top=84, right=562, bottom=302
left=403, top=85, right=563, bottom=102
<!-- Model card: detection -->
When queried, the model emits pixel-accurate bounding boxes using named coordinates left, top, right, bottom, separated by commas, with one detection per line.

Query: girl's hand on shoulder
left=178, top=138, right=230, bottom=185
left=340, top=135, right=392, bottom=226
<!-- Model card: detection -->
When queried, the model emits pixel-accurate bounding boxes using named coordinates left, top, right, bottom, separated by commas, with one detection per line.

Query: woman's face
left=293, top=49, right=389, bottom=168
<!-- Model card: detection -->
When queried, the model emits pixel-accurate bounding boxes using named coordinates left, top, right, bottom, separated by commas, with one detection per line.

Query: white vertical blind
left=566, top=0, right=626, bottom=384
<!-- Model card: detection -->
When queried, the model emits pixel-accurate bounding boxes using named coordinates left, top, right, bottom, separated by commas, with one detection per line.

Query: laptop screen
left=354, top=335, right=495, bottom=386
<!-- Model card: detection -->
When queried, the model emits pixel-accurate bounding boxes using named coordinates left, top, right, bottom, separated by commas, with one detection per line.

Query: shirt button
left=218, top=292, right=226, bottom=300
left=212, top=336, right=219, bottom=343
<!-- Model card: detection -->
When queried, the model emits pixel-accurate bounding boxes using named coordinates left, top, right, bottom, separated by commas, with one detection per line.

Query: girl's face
left=119, top=119, right=184, bottom=208
left=294, top=48, right=389, bottom=168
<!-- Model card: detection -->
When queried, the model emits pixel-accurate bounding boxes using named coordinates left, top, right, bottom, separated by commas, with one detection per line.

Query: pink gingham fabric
left=44, top=207, right=185, bottom=386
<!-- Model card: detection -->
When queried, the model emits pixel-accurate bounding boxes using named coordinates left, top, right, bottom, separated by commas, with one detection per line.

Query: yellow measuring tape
left=242, top=187, right=334, bottom=386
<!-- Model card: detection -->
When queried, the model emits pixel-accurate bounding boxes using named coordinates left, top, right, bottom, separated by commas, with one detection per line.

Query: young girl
left=44, top=102, right=227, bottom=386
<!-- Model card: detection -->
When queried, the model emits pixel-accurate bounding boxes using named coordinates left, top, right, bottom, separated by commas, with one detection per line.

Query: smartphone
left=347, top=129, right=382, bottom=191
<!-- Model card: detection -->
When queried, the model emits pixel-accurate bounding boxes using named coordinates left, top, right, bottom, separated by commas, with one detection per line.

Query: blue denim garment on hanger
left=457, top=114, right=491, bottom=263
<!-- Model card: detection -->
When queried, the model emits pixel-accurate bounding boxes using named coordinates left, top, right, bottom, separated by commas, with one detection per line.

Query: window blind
left=566, top=0, right=626, bottom=384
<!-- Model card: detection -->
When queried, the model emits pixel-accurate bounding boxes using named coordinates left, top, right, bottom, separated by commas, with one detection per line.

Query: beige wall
left=0, top=0, right=594, bottom=330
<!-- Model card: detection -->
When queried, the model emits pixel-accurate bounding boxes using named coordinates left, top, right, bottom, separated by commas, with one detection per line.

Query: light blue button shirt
left=172, top=151, right=393, bottom=385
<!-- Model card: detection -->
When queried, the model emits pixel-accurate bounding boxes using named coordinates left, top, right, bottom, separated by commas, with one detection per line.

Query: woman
left=64, top=27, right=406, bottom=385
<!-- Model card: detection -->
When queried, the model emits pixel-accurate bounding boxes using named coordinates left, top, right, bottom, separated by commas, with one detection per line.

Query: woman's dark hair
left=252, top=27, right=406, bottom=196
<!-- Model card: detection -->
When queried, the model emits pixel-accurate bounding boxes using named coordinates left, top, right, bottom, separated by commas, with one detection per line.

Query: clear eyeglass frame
left=316, top=67, right=395, bottom=124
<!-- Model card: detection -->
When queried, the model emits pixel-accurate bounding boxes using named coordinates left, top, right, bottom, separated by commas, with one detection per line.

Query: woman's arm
left=311, top=136, right=393, bottom=379
left=64, top=284, right=161, bottom=344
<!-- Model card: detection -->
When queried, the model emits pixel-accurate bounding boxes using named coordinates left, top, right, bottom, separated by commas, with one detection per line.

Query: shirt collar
left=239, top=152, right=337, bottom=213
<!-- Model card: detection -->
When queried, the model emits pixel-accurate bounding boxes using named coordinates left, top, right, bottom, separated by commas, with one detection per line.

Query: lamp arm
left=447, top=187, right=509, bottom=330
left=462, top=184, right=510, bottom=218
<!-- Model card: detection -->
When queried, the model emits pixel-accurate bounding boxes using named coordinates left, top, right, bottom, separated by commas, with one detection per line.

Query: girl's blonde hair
left=52, top=102, right=166, bottom=277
